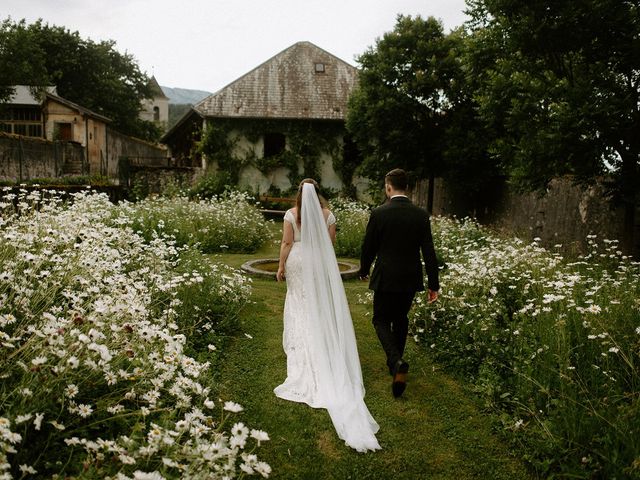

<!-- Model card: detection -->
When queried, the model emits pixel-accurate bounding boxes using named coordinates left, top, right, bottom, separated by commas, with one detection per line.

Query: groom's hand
left=427, top=289, right=438, bottom=304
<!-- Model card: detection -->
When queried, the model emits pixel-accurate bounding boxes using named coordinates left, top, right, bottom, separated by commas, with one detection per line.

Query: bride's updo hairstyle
left=295, top=178, right=326, bottom=224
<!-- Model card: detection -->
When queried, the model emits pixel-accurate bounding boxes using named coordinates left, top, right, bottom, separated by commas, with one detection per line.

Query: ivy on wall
left=196, top=118, right=346, bottom=192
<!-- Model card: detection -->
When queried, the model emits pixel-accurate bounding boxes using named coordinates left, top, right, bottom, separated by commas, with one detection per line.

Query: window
left=153, top=106, right=160, bottom=121
left=263, top=132, right=286, bottom=158
left=13, top=108, right=41, bottom=121
left=314, top=62, right=325, bottom=73
left=2, top=107, right=43, bottom=138
left=27, top=124, right=42, bottom=137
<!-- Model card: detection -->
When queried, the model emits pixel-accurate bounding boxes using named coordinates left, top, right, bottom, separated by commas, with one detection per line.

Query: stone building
left=162, top=41, right=361, bottom=193
left=0, top=85, right=110, bottom=174
left=139, top=76, right=169, bottom=131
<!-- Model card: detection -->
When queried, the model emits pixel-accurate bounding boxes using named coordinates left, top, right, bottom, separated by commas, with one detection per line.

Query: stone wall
left=413, top=176, right=638, bottom=256
left=106, top=129, right=168, bottom=178
left=128, top=165, right=202, bottom=196
left=0, top=133, right=84, bottom=181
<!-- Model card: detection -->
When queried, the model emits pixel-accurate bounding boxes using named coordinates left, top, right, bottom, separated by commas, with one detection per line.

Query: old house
left=1, top=86, right=171, bottom=185
left=162, top=41, right=360, bottom=193
left=0, top=85, right=110, bottom=175
left=139, top=76, right=169, bottom=131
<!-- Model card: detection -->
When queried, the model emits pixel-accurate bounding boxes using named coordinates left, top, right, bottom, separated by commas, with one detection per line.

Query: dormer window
left=314, top=62, right=325, bottom=73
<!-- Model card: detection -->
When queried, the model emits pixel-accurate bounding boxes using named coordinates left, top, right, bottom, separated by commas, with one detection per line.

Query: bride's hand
left=276, top=267, right=285, bottom=282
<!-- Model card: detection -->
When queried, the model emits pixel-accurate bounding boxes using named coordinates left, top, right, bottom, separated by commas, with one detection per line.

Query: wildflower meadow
left=122, top=191, right=271, bottom=254
left=0, top=189, right=271, bottom=479
left=412, top=217, right=640, bottom=478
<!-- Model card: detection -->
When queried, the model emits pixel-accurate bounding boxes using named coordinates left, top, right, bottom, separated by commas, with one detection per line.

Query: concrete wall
left=106, top=128, right=168, bottom=179
left=0, top=133, right=83, bottom=181
left=0, top=128, right=168, bottom=185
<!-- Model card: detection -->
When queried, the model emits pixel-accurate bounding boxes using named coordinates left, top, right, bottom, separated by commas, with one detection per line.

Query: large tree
left=346, top=15, right=498, bottom=208
left=0, top=18, right=161, bottom=141
left=466, top=0, right=640, bottom=252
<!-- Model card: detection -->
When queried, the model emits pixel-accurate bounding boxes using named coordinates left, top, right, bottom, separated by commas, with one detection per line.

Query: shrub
left=189, top=171, right=235, bottom=199
left=412, top=217, right=640, bottom=478
left=330, top=198, right=370, bottom=258
left=121, top=191, right=272, bottom=254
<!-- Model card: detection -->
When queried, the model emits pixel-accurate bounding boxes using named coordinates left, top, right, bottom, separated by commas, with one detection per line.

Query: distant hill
left=160, top=86, right=211, bottom=105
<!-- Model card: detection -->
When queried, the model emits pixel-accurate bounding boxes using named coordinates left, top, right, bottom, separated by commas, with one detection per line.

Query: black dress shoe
left=392, top=360, right=409, bottom=398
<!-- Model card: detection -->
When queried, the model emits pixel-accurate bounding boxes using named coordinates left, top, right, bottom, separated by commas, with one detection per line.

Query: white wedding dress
left=274, top=184, right=381, bottom=453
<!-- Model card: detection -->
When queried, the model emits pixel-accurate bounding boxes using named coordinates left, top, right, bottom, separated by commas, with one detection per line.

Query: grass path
left=210, top=239, right=532, bottom=479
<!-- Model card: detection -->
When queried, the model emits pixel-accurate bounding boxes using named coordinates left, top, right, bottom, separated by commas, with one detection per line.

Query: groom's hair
left=384, top=168, right=408, bottom=191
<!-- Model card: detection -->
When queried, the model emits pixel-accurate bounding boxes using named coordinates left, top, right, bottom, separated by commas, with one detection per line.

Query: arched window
left=153, top=106, right=160, bottom=121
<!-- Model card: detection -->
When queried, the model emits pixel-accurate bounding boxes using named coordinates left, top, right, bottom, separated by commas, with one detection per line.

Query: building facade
left=162, top=41, right=361, bottom=194
left=139, top=76, right=169, bottom=131
left=1, top=86, right=111, bottom=175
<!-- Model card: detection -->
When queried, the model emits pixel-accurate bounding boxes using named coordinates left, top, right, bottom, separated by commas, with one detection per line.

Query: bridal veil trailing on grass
left=275, top=183, right=380, bottom=452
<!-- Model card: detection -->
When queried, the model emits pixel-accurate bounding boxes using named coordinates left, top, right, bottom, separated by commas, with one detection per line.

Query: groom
left=359, top=168, right=440, bottom=398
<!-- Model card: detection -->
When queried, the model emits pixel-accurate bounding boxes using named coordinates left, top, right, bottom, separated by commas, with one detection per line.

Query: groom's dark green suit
left=359, top=196, right=440, bottom=376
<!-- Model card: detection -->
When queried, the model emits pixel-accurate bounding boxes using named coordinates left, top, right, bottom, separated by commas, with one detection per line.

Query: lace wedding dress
left=274, top=184, right=381, bottom=453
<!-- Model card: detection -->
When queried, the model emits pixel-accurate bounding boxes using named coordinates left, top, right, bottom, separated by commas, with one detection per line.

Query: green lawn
left=208, top=233, right=532, bottom=479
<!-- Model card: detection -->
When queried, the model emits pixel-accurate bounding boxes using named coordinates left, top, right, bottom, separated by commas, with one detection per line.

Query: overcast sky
left=5, top=0, right=470, bottom=92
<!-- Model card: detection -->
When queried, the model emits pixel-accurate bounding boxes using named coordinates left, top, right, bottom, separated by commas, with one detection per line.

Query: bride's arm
left=277, top=220, right=294, bottom=282
left=328, top=223, right=336, bottom=245
left=324, top=208, right=337, bottom=245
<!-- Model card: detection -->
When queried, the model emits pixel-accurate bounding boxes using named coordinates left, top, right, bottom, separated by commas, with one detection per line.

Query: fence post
left=18, top=137, right=24, bottom=182
left=118, top=156, right=130, bottom=188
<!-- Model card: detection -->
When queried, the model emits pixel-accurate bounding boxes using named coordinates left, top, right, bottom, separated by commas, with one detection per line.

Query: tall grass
left=412, top=217, right=640, bottom=478
left=0, top=189, right=270, bottom=479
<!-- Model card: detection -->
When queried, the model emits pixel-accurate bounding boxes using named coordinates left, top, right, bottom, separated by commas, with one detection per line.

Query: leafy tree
left=168, top=104, right=193, bottom=130
left=466, top=0, right=640, bottom=252
left=0, top=18, right=160, bottom=141
left=346, top=15, right=498, bottom=209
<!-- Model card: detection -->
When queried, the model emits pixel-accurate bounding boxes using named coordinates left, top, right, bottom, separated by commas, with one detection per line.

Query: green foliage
left=412, top=217, right=640, bottom=478
left=128, top=176, right=150, bottom=201
left=189, top=170, right=235, bottom=199
left=0, top=18, right=159, bottom=141
left=3, top=174, right=112, bottom=186
left=346, top=15, right=499, bottom=197
left=466, top=0, right=640, bottom=247
left=197, top=118, right=344, bottom=189
left=168, top=103, right=192, bottom=130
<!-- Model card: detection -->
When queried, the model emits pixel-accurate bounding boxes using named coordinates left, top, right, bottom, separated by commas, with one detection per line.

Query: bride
left=274, top=178, right=381, bottom=453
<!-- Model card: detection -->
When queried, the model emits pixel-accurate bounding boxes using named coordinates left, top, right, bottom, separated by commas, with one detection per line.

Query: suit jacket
left=359, top=196, right=439, bottom=293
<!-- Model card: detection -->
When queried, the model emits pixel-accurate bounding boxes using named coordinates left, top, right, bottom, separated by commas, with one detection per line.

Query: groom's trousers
left=372, top=290, right=416, bottom=373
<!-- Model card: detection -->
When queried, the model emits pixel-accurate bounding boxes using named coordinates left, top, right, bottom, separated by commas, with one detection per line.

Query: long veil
left=300, top=183, right=381, bottom=452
